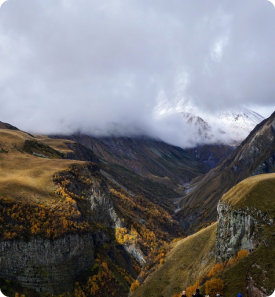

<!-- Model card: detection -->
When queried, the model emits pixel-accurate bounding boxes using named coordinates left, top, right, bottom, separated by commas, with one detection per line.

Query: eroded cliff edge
left=215, top=201, right=273, bottom=262
left=215, top=173, right=275, bottom=263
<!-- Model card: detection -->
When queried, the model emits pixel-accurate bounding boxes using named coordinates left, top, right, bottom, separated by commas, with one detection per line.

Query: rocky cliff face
left=54, top=164, right=122, bottom=229
left=0, top=164, right=122, bottom=294
left=0, top=162, right=151, bottom=295
left=215, top=201, right=274, bottom=263
left=0, top=233, right=94, bottom=294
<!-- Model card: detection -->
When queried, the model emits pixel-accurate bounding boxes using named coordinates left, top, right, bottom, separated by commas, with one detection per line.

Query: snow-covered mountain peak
left=218, top=108, right=264, bottom=133
left=182, top=112, right=213, bottom=141
left=181, top=107, right=264, bottom=147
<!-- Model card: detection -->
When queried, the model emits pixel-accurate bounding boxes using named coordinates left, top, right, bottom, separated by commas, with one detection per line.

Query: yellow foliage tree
left=130, top=280, right=140, bottom=293
left=207, top=262, right=224, bottom=278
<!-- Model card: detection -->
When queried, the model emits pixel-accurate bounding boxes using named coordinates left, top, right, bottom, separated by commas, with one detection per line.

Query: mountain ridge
left=176, top=110, right=275, bottom=232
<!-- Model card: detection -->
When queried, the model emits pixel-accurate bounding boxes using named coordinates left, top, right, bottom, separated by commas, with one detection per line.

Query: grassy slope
left=101, top=162, right=179, bottom=211
left=132, top=223, right=217, bottom=297
left=0, top=129, right=85, bottom=205
left=222, top=173, right=275, bottom=214
left=34, top=135, right=75, bottom=153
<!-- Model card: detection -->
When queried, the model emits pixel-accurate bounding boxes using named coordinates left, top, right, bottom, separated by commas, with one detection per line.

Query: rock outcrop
left=0, top=233, right=94, bottom=294
left=215, top=201, right=273, bottom=262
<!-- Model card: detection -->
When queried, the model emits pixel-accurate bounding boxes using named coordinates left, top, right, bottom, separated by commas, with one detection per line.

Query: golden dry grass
left=0, top=129, right=33, bottom=150
left=34, top=135, right=75, bottom=153
left=0, top=130, right=86, bottom=205
left=221, top=173, right=275, bottom=213
left=132, top=223, right=217, bottom=297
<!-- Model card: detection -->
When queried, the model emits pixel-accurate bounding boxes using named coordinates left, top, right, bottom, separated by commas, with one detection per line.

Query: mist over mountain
left=0, top=0, right=274, bottom=144
left=179, top=107, right=264, bottom=147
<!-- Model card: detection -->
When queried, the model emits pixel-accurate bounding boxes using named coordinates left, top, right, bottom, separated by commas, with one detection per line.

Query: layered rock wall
left=0, top=233, right=94, bottom=294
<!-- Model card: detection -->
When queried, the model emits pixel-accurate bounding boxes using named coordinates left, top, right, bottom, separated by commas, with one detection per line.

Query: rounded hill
left=221, top=173, right=275, bottom=214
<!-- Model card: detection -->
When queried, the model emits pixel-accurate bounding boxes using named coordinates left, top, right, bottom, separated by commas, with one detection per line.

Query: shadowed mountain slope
left=187, top=144, right=235, bottom=170
left=49, top=134, right=208, bottom=202
left=176, top=111, right=275, bottom=232
left=0, top=121, right=19, bottom=130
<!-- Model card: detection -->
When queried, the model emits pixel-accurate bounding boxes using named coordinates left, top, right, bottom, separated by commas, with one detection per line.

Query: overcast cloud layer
left=0, top=0, right=275, bottom=146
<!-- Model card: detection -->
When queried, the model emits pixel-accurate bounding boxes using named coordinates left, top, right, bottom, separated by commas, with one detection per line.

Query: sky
left=0, top=0, right=275, bottom=147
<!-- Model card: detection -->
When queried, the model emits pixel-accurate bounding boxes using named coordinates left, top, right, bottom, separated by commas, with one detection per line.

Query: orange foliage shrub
left=205, top=278, right=224, bottom=296
left=226, top=255, right=237, bottom=267
left=207, top=262, right=224, bottom=278
left=186, top=277, right=202, bottom=297
left=177, top=250, right=248, bottom=297
left=237, top=249, right=249, bottom=260
left=226, top=250, right=249, bottom=268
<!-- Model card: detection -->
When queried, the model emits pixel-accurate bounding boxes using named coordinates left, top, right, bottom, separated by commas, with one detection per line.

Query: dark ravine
left=186, top=143, right=234, bottom=170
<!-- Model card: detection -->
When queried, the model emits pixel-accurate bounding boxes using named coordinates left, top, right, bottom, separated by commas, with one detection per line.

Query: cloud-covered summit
left=0, top=0, right=274, bottom=146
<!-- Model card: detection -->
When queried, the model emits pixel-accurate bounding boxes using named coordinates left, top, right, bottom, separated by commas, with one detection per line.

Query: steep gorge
left=132, top=174, right=275, bottom=297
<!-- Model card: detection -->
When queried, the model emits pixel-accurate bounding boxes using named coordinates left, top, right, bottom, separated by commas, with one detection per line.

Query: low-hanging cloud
left=0, top=0, right=275, bottom=147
